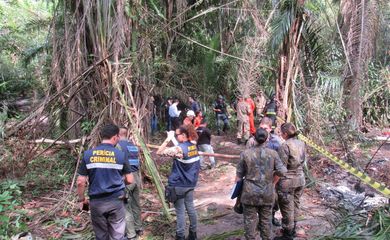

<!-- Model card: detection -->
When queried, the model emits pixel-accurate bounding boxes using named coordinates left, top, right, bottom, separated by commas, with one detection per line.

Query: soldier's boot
left=272, top=215, right=282, bottom=227
left=292, top=221, right=297, bottom=237
left=175, top=233, right=185, bottom=240
left=187, top=231, right=197, bottom=240
left=273, top=229, right=294, bottom=240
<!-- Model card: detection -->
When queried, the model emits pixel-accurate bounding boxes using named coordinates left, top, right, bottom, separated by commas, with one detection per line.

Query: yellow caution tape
left=298, top=134, right=390, bottom=198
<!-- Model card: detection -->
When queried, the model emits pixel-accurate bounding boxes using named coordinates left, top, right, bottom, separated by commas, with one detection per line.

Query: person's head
left=280, top=122, right=298, bottom=140
left=186, top=110, right=195, bottom=119
left=189, top=96, right=195, bottom=103
left=195, top=110, right=202, bottom=117
left=100, top=124, right=120, bottom=144
left=218, top=95, right=224, bottom=102
left=119, top=126, right=129, bottom=140
left=254, top=128, right=268, bottom=145
left=237, top=95, right=243, bottom=102
left=173, top=98, right=179, bottom=104
left=259, top=117, right=273, bottom=133
left=167, top=97, right=173, bottom=104
left=175, top=126, right=189, bottom=143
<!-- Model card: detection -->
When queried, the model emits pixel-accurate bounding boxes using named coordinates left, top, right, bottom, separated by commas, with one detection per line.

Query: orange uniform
left=246, top=98, right=256, bottom=135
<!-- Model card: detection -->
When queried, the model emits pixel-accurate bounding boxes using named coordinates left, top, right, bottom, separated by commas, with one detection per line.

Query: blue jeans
left=151, top=115, right=158, bottom=135
left=174, top=187, right=197, bottom=237
left=198, top=144, right=215, bottom=167
left=90, top=198, right=126, bottom=240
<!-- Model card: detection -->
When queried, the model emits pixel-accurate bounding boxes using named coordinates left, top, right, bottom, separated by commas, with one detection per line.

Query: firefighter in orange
left=245, top=96, right=256, bottom=135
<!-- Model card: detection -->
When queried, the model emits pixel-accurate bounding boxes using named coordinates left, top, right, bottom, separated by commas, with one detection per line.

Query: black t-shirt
left=196, top=127, right=211, bottom=145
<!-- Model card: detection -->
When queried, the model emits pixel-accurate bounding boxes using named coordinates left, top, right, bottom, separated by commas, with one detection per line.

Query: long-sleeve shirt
left=169, top=103, right=181, bottom=117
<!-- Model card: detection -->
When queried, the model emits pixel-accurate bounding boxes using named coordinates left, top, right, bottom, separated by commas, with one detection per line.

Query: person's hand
left=167, top=131, right=175, bottom=140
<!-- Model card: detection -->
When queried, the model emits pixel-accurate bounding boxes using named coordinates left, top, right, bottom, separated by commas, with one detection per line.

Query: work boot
left=135, top=229, right=144, bottom=236
left=187, top=230, right=197, bottom=240
left=175, top=234, right=185, bottom=240
left=292, top=221, right=297, bottom=237
left=272, top=216, right=282, bottom=226
left=273, top=229, right=294, bottom=240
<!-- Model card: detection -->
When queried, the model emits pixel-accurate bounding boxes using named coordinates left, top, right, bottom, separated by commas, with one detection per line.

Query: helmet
left=187, top=110, right=195, bottom=117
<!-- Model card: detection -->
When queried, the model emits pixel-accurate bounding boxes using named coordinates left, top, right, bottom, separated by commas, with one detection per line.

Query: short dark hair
left=100, top=124, right=119, bottom=140
left=281, top=122, right=298, bottom=138
left=254, top=128, right=268, bottom=144
left=177, top=125, right=189, bottom=138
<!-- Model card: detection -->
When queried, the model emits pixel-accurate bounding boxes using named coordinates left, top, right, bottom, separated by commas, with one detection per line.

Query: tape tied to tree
left=298, top=134, right=390, bottom=198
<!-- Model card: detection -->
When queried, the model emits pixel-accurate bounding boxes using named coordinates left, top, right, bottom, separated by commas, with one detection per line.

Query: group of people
left=237, top=118, right=306, bottom=240
left=235, top=92, right=277, bottom=145
left=77, top=125, right=143, bottom=240
left=76, top=92, right=304, bottom=240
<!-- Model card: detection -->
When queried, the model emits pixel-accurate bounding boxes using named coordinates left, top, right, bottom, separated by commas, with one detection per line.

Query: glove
left=167, top=131, right=175, bottom=140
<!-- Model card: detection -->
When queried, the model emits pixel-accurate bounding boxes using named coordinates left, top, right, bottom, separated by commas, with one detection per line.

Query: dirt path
left=190, top=135, right=332, bottom=239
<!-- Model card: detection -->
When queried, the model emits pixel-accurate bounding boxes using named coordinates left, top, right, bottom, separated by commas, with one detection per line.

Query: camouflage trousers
left=277, top=186, right=304, bottom=231
left=125, top=171, right=143, bottom=238
left=243, top=204, right=273, bottom=240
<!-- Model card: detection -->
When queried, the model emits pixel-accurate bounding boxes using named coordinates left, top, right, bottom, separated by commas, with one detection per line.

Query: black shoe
left=237, top=138, right=242, bottom=145
left=175, top=235, right=185, bottom=240
left=136, top=229, right=144, bottom=236
left=187, top=231, right=197, bottom=240
left=273, top=229, right=294, bottom=240
left=272, top=217, right=282, bottom=226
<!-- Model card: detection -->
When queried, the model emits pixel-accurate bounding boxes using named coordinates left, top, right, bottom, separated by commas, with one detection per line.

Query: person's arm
left=277, top=143, right=290, bottom=166
left=77, top=175, right=88, bottom=202
left=157, top=131, right=175, bottom=155
left=274, top=151, right=287, bottom=177
left=235, top=152, right=246, bottom=182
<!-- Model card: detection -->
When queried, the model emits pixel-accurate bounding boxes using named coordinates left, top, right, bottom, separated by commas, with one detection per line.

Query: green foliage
left=81, top=120, right=95, bottom=134
left=0, top=180, right=28, bottom=238
left=363, top=63, right=390, bottom=126
left=317, top=207, right=390, bottom=240
left=0, top=0, right=52, bottom=100
left=24, top=149, right=75, bottom=196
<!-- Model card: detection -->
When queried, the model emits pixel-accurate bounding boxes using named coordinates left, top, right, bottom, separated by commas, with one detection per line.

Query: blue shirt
left=267, top=134, right=282, bottom=151
left=78, top=143, right=132, bottom=200
left=168, top=141, right=200, bottom=187
left=117, top=140, right=140, bottom=172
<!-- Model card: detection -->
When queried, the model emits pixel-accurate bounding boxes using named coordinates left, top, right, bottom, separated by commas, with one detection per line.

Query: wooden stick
left=30, top=139, right=241, bottom=159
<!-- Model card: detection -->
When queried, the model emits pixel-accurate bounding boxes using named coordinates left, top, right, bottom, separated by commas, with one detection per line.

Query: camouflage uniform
left=236, top=101, right=250, bottom=142
left=254, top=94, right=267, bottom=119
left=236, top=145, right=287, bottom=240
left=277, top=137, right=306, bottom=234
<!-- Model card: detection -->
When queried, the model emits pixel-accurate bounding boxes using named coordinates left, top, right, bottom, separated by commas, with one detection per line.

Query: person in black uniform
left=264, top=94, right=277, bottom=131
left=77, top=124, right=134, bottom=240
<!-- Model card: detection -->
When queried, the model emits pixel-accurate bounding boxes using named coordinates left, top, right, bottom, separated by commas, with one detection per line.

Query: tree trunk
left=341, top=0, right=379, bottom=130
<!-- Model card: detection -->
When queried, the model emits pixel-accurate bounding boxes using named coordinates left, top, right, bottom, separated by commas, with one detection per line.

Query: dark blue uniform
left=168, top=141, right=200, bottom=188
left=117, top=140, right=140, bottom=172
left=78, top=143, right=132, bottom=240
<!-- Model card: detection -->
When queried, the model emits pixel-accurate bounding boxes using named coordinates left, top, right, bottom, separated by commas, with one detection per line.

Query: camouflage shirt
left=236, top=144, right=287, bottom=206
left=277, top=137, right=306, bottom=190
